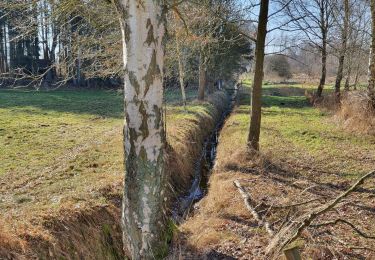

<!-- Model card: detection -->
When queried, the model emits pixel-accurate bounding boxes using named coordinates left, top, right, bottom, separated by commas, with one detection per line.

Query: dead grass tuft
left=306, top=91, right=340, bottom=112
left=0, top=222, right=27, bottom=260
left=335, top=91, right=375, bottom=134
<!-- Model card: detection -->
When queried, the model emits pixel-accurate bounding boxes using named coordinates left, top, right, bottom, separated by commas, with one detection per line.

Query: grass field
left=236, top=83, right=375, bottom=179
left=179, top=83, right=375, bottom=258
left=0, top=87, right=219, bottom=235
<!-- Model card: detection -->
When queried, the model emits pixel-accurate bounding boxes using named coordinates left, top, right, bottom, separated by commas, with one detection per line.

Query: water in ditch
left=173, top=88, right=238, bottom=222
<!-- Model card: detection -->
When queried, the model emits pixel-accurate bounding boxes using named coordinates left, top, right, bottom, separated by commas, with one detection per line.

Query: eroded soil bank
left=174, top=84, right=375, bottom=259
left=0, top=90, right=230, bottom=259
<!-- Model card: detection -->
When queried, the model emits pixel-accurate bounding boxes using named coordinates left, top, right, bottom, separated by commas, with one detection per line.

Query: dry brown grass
left=307, top=89, right=375, bottom=134
left=305, top=90, right=340, bottom=112
left=335, top=91, right=375, bottom=134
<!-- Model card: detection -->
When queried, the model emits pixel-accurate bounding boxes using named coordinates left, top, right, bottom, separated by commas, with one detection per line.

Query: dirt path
left=176, top=84, right=375, bottom=259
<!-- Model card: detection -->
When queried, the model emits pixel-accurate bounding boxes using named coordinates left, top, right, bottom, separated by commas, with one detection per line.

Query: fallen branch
left=234, top=180, right=302, bottom=260
left=265, top=170, right=375, bottom=259
left=233, top=180, right=275, bottom=236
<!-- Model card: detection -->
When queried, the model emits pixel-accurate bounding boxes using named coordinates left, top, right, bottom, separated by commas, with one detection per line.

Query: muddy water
left=173, top=88, right=238, bottom=222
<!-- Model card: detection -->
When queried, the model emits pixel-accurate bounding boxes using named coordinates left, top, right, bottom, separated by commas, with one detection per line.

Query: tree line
left=0, top=0, right=251, bottom=96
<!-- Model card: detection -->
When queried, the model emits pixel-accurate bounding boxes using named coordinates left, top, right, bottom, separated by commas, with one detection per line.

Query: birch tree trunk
left=248, top=0, right=269, bottom=150
left=116, top=1, right=167, bottom=259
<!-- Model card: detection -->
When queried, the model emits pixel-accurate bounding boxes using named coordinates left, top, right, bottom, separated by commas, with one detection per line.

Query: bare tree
left=333, top=0, right=349, bottom=95
left=343, top=0, right=369, bottom=90
left=248, top=0, right=269, bottom=150
left=284, top=0, right=335, bottom=97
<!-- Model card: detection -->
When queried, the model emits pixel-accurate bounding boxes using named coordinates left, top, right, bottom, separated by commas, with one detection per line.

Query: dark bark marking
left=145, top=18, right=155, bottom=46
left=153, top=105, right=161, bottom=129
left=139, top=101, right=149, bottom=140
left=128, top=71, right=140, bottom=95
left=143, top=50, right=160, bottom=96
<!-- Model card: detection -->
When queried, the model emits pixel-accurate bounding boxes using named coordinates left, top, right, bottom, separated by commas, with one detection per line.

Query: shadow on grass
left=263, top=86, right=307, bottom=97
left=0, top=89, right=124, bottom=118
left=237, top=86, right=311, bottom=110
left=223, top=153, right=375, bottom=197
left=0, top=88, right=198, bottom=118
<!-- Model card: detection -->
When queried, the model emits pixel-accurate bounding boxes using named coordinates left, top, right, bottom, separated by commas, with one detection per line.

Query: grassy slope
left=180, top=83, right=375, bottom=259
left=0, top=87, right=223, bottom=246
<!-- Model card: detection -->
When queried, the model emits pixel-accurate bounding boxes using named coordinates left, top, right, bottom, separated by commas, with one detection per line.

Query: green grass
left=0, top=90, right=122, bottom=177
left=0, top=87, right=221, bottom=229
left=0, top=88, right=202, bottom=176
left=226, top=83, right=375, bottom=180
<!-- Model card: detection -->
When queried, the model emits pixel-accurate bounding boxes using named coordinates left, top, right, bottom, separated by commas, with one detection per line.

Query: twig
left=311, top=219, right=375, bottom=240
left=272, top=198, right=320, bottom=209
left=277, top=208, right=292, bottom=233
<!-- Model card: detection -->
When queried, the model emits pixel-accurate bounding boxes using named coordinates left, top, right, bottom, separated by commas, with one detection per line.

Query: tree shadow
left=262, top=86, right=307, bottom=97
left=0, top=89, right=124, bottom=118
left=224, top=153, right=375, bottom=198
left=205, top=250, right=237, bottom=260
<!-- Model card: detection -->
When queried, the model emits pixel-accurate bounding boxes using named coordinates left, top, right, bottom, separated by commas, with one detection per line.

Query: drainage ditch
left=173, top=87, right=238, bottom=222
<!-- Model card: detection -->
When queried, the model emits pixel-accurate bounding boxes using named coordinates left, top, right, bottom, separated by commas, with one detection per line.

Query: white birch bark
left=115, top=0, right=166, bottom=259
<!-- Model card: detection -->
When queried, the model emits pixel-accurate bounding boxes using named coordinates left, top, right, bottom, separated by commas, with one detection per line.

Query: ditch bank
left=0, top=90, right=231, bottom=260
left=172, top=89, right=237, bottom=221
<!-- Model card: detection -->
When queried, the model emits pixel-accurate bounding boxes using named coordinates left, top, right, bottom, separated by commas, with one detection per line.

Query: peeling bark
left=116, top=1, right=166, bottom=259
